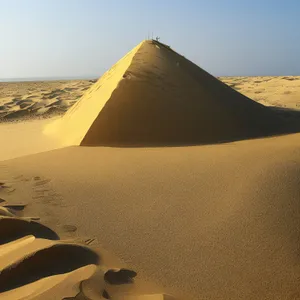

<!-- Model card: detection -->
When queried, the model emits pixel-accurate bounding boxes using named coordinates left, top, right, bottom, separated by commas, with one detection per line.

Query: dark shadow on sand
left=0, top=218, right=59, bottom=244
left=81, top=106, right=300, bottom=148
left=0, top=244, right=99, bottom=292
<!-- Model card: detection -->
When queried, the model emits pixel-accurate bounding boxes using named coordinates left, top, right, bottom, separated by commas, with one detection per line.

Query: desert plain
left=1, top=76, right=300, bottom=123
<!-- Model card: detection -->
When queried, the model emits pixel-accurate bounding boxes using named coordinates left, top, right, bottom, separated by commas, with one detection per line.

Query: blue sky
left=1, top=0, right=300, bottom=79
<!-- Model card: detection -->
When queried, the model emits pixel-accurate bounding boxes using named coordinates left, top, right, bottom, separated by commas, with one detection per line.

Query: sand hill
left=1, top=132, right=300, bottom=299
left=47, top=40, right=288, bottom=147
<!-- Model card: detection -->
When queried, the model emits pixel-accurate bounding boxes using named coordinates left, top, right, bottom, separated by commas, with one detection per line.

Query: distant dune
left=0, top=80, right=96, bottom=121
left=220, top=75, right=300, bottom=110
left=1, top=77, right=299, bottom=127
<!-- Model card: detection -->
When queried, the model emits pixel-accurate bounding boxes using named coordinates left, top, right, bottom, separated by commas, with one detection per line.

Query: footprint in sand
left=62, top=224, right=78, bottom=233
left=33, top=178, right=51, bottom=186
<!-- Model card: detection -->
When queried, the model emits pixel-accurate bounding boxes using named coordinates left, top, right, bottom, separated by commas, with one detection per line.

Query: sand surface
left=1, top=132, right=300, bottom=299
left=1, top=76, right=300, bottom=124
left=0, top=79, right=95, bottom=121
left=0, top=118, right=62, bottom=161
left=1, top=41, right=300, bottom=299
left=44, top=41, right=297, bottom=146
left=220, top=76, right=300, bottom=110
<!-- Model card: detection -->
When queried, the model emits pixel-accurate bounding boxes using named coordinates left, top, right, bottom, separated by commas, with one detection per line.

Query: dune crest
left=44, top=41, right=144, bottom=146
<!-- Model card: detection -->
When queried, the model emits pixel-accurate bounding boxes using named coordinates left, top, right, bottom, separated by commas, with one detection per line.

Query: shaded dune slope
left=50, top=40, right=289, bottom=146
left=0, top=216, right=100, bottom=299
left=0, top=217, right=59, bottom=244
left=0, top=210, right=172, bottom=299
left=4, top=133, right=300, bottom=299
left=0, top=243, right=99, bottom=293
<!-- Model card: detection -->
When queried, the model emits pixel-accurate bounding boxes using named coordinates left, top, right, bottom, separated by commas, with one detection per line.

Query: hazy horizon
left=1, top=0, right=300, bottom=79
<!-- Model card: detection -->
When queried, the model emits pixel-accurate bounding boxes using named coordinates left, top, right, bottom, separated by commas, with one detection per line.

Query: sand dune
left=1, top=131, right=299, bottom=299
left=0, top=204, right=100, bottom=299
left=0, top=176, right=173, bottom=299
left=46, top=40, right=295, bottom=147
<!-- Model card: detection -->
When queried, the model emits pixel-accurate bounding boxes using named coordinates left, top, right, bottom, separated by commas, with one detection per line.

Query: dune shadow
left=270, top=107, right=300, bottom=130
left=0, top=244, right=99, bottom=293
left=81, top=110, right=300, bottom=148
left=0, top=218, right=59, bottom=244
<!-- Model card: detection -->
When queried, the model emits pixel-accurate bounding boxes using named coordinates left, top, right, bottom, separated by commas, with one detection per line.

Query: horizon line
left=1, top=73, right=300, bottom=83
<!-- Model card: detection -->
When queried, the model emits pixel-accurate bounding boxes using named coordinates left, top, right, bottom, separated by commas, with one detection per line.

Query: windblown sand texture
left=0, top=194, right=100, bottom=299
left=1, top=76, right=300, bottom=128
left=0, top=176, right=176, bottom=299
left=220, top=76, right=300, bottom=110
left=47, top=40, right=291, bottom=147
left=0, top=80, right=95, bottom=121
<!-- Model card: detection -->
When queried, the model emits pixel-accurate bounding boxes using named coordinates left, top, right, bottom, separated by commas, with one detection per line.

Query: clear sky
left=1, top=0, right=300, bottom=79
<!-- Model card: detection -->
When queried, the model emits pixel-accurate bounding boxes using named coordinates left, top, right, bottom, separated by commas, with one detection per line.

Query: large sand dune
left=47, top=40, right=291, bottom=146
left=1, top=132, right=300, bottom=299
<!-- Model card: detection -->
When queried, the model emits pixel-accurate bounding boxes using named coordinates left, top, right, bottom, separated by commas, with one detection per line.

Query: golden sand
left=0, top=40, right=300, bottom=299
left=1, top=132, right=300, bottom=299
left=46, top=41, right=293, bottom=146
